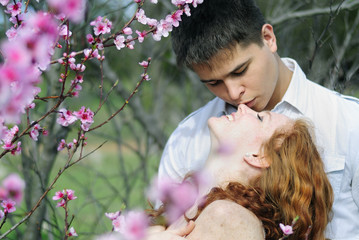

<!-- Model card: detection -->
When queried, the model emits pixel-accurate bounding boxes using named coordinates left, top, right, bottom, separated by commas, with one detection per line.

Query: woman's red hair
left=193, top=120, right=333, bottom=239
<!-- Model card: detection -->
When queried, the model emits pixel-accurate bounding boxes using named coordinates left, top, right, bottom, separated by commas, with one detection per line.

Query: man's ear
left=261, top=24, right=277, bottom=53
left=243, top=153, right=270, bottom=169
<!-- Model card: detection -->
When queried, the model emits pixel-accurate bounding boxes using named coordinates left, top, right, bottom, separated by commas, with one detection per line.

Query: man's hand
left=145, top=221, right=195, bottom=240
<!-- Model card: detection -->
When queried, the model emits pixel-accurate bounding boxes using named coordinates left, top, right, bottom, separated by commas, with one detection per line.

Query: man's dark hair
left=172, top=0, right=265, bottom=68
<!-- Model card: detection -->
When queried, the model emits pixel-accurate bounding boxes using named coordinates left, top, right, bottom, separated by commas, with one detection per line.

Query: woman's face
left=208, top=104, right=291, bottom=151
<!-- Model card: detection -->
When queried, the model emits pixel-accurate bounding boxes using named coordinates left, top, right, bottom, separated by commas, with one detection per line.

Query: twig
left=308, top=0, right=345, bottom=70
left=268, top=0, right=359, bottom=25
left=88, top=58, right=152, bottom=132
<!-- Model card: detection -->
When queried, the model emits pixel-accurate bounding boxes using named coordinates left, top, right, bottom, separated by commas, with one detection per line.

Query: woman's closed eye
left=257, top=113, right=263, bottom=122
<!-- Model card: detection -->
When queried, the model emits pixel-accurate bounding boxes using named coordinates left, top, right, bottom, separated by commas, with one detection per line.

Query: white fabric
left=158, top=58, right=359, bottom=239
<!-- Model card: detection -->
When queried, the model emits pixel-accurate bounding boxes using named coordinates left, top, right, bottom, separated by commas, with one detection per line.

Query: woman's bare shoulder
left=186, top=200, right=264, bottom=240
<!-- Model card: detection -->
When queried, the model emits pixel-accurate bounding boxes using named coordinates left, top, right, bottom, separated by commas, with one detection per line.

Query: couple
left=147, top=104, right=333, bottom=239
left=158, top=0, right=359, bottom=239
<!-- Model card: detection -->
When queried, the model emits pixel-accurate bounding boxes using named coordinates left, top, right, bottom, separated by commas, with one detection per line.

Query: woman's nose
left=237, top=104, right=258, bottom=115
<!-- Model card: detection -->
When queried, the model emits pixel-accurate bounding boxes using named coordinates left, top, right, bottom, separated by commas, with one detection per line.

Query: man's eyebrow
left=229, top=58, right=251, bottom=74
left=200, top=59, right=251, bottom=83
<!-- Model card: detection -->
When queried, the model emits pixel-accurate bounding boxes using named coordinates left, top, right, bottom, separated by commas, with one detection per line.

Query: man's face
left=192, top=38, right=283, bottom=112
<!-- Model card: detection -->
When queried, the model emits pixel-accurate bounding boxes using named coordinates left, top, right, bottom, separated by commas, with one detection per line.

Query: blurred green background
left=1, top=0, right=359, bottom=239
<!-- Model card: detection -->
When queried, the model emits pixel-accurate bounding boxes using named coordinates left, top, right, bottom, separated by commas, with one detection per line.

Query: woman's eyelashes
left=257, top=113, right=263, bottom=122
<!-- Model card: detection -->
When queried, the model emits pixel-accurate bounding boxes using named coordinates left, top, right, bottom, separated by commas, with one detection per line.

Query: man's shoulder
left=306, top=80, right=359, bottom=108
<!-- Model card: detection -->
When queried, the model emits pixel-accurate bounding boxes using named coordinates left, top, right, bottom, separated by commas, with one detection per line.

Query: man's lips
left=242, top=98, right=256, bottom=108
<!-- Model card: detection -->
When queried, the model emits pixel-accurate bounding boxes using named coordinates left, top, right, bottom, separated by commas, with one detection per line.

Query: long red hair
left=192, top=120, right=333, bottom=239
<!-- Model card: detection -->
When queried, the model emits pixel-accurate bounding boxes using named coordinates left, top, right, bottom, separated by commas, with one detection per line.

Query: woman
left=148, top=104, right=333, bottom=240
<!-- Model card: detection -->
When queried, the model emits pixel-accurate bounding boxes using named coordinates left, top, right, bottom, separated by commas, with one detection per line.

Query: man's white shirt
left=158, top=58, right=359, bottom=239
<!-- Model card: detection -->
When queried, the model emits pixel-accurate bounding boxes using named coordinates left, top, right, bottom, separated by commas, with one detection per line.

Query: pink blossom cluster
left=57, top=139, right=74, bottom=152
left=57, top=107, right=94, bottom=132
left=0, top=9, right=59, bottom=127
left=114, top=0, right=204, bottom=50
left=86, top=16, right=113, bottom=51
left=147, top=172, right=209, bottom=224
left=47, top=0, right=85, bottom=23
left=105, top=210, right=149, bottom=240
left=52, top=189, right=77, bottom=208
left=0, top=174, right=25, bottom=219
left=1, top=125, right=21, bottom=155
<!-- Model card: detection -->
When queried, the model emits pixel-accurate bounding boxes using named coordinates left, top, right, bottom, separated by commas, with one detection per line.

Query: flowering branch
left=89, top=58, right=152, bottom=132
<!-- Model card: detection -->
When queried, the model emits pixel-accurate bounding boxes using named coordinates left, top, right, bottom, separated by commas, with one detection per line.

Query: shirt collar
left=278, top=58, right=308, bottom=114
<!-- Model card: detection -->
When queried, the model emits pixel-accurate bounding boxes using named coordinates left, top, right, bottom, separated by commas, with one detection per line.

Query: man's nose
left=225, top=81, right=244, bottom=101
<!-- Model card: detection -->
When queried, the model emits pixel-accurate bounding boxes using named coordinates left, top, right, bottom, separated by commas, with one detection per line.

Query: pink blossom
left=1, top=125, right=19, bottom=151
left=66, top=189, right=77, bottom=200
left=90, top=16, right=112, bottom=36
left=114, top=35, right=126, bottom=50
left=0, top=0, right=9, bottom=6
left=192, top=0, right=204, bottom=8
left=1, top=199, right=16, bottom=213
left=134, top=0, right=141, bottom=2
left=57, top=109, right=77, bottom=127
left=141, top=73, right=150, bottom=81
left=53, top=189, right=77, bottom=206
left=114, top=210, right=149, bottom=240
left=59, top=25, right=72, bottom=39
left=136, top=9, right=147, bottom=25
left=126, top=36, right=135, bottom=50
left=48, top=0, right=85, bottom=23
left=165, top=10, right=183, bottom=27
left=84, top=49, right=92, bottom=58
left=184, top=4, right=191, bottom=16
left=29, top=124, right=41, bottom=141
left=0, top=187, right=8, bottom=201
left=123, top=27, right=132, bottom=35
left=52, top=190, right=65, bottom=201
left=56, top=199, right=66, bottom=208
left=147, top=174, right=204, bottom=223
left=0, top=210, right=4, bottom=220
left=2, top=174, right=25, bottom=204
left=6, top=2, right=22, bottom=17
left=279, top=223, right=294, bottom=235
left=136, top=30, right=147, bottom=43
left=67, top=142, right=74, bottom=149
left=105, top=211, right=121, bottom=221
left=68, top=227, right=78, bottom=237
left=86, top=34, right=94, bottom=44
left=146, top=18, right=158, bottom=27
left=153, top=19, right=173, bottom=41
left=57, top=139, right=66, bottom=151
left=138, top=61, right=149, bottom=68
left=10, top=141, right=21, bottom=155
left=73, top=107, right=94, bottom=131
left=6, top=27, right=18, bottom=41
left=9, top=13, right=24, bottom=24
left=2, top=40, right=32, bottom=68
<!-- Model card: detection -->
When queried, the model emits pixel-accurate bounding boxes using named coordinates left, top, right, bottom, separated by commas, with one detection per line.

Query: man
left=158, top=0, right=359, bottom=239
